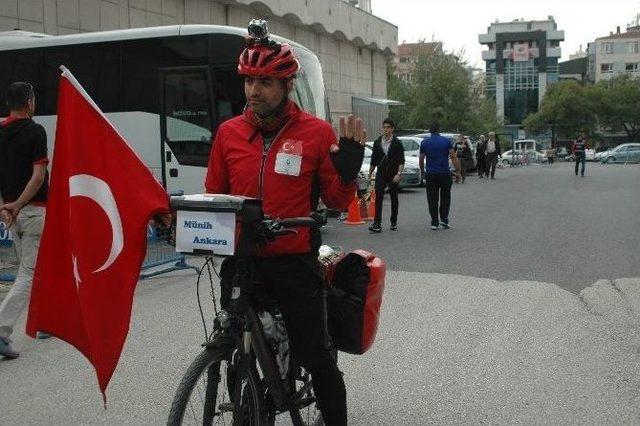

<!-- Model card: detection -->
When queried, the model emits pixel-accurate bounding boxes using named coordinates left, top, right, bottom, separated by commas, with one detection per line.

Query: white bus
left=0, top=25, right=329, bottom=194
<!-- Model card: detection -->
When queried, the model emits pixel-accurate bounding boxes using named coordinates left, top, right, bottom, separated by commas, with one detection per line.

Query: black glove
left=330, top=137, right=365, bottom=183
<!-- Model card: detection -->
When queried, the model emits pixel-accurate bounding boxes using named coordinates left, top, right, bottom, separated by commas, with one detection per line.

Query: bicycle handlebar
left=278, top=217, right=319, bottom=229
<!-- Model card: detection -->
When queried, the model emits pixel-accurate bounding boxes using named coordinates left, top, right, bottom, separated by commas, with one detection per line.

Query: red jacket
left=205, top=104, right=355, bottom=256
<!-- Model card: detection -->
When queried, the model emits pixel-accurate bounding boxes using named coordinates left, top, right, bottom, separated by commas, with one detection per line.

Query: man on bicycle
left=205, top=20, right=365, bottom=425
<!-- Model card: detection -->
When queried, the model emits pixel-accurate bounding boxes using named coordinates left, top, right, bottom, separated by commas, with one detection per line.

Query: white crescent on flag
left=69, top=174, right=124, bottom=274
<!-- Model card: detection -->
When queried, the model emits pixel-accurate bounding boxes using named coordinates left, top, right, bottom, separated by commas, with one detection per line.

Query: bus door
left=160, top=66, right=214, bottom=195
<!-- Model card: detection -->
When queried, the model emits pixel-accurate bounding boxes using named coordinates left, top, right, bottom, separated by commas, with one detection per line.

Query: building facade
left=479, top=17, right=564, bottom=126
left=589, top=25, right=640, bottom=83
left=559, top=57, right=587, bottom=83
left=392, top=41, right=442, bottom=83
left=0, top=0, right=397, bottom=133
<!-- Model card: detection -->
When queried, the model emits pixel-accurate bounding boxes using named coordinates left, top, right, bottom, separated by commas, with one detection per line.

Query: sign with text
left=175, top=210, right=236, bottom=255
left=513, top=43, right=530, bottom=62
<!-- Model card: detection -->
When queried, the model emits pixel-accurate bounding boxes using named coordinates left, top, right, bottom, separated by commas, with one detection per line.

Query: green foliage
left=590, top=75, right=640, bottom=142
left=524, top=75, right=640, bottom=143
left=387, top=48, right=500, bottom=136
left=522, top=80, right=596, bottom=140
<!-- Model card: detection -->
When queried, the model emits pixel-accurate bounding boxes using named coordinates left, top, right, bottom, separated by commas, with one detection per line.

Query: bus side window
left=211, top=70, right=244, bottom=124
left=163, top=70, right=213, bottom=167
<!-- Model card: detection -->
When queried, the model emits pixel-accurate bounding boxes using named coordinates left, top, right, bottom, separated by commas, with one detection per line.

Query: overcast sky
left=371, top=1, right=640, bottom=66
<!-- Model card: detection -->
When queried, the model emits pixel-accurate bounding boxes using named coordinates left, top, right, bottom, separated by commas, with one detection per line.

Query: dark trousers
left=459, top=158, right=468, bottom=182
left=485, top=153, right=498, bottom=178
left=425, top=173, right=452, bottom=226
left=575, top=153, right=585, bottom=176
left=374, top=175, right=399, bottom=225
left=476, top=156, right=486, bottom=176
left=220, top=255, right=347, bottom=425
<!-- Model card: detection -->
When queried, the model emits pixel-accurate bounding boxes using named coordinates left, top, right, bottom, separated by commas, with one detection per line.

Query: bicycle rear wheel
left=167, top=342, right=264, bottom=425
left=287, top=365, right=324, bottom=426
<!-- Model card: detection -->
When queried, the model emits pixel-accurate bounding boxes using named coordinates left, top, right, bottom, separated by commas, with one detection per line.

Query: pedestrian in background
left=572, top=134, right=588, bottom=177
left=484, top=132, right=502, bottom=179
left=453, top=134, right=472, bottom=183
left=476, top=134, right=486, bottom=178
left=0, top=82, right=49, bottom=359
left=368, top=118, right=405, bottom=232
left=419, top=121, right=461, bottom=230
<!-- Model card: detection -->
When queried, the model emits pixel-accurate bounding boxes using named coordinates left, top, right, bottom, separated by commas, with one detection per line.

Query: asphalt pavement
left=2, top=161, right=640, bottom=424
left=2, top=269, right=639, bottom=424
left=323, top=161, right=640, bottom=294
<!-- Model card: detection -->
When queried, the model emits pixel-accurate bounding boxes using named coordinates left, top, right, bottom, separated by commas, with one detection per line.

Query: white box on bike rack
left=170, top=194, right=263, bottom=256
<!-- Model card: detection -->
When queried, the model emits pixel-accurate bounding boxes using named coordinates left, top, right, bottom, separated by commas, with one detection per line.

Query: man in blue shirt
left=419, top=122, right=461, bottom=230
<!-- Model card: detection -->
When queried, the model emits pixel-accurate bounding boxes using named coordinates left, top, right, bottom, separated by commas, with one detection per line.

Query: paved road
left=2, top=161, right=640, bottom=424
left=2, top=270, right=639, bottom=424
left=323, top=162, right=640, bottom=294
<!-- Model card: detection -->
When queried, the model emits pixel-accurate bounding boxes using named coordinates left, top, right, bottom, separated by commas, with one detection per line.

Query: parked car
left=594, top=151, right=608, bottom=162
left=555, top=147, right=569, bottom=159
left=500, top=150, right=524, bottom=166
left=600, top=143, right=640, bottom=163
left=361, top=143, right=422, bottom=188
left=397, top=136, right=421, bottom=158
left=500, top=150, right=548, bottom=165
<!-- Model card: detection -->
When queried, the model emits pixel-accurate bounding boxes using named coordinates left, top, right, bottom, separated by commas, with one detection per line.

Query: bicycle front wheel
left=167, top=342, right=263, bottom=425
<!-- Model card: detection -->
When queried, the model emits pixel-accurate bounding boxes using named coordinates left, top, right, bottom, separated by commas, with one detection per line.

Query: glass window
left=626, top=63, right=639, bottom=72
left=0, top=49, right=45, bottom=115
left=628, top=42, right=639, bottom=54
left=43, top=43, right=120, bottom=114
left=601, top=63, right=613, bottom=73
left=163, top=71, right=212, bottom=167
left=603, top=42, right=613, bottom=54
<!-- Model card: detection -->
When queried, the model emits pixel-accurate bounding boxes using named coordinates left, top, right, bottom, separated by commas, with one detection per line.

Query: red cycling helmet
left=238, top=41, right=300, bottom=79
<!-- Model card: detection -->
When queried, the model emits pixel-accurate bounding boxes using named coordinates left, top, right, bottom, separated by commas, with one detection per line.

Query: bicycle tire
left=287, top=353, right=338, bottom=426
left=167, top=343, right=264, bottom=425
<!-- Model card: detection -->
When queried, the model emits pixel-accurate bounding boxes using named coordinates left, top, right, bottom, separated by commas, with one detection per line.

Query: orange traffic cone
left=367, top=190, right=376, bottom=220
left=344, top=194, right=365, bottom=225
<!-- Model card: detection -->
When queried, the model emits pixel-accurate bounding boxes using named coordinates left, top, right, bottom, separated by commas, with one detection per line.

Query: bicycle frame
left=223, top=256, right=310, bottom=424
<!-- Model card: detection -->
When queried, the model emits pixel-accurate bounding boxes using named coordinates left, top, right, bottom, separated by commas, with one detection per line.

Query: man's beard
left=252, top=96, right=287, bottom=119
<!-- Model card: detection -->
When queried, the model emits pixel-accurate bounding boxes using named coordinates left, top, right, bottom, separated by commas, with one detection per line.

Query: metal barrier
left=139, top=223, right=198, bottom=279
left=0, top=221, right=197, bottom=282
left=0, top=223, right=17, bottom=281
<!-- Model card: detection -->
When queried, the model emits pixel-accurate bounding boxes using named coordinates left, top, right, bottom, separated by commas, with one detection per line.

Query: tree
left=591, top=75, right=640, bottom=142
left=522, top=80, right=596, bottom=144
left=387, top=47, right=499, bottom=135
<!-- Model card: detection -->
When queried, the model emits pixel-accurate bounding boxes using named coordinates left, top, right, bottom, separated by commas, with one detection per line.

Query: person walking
left=419, top=122, right=461, bottom=230
left=368, top=118, right=405, bottom=233
left=0, top=82, right=49, bottom=359
left=572, top=134, right=588, bottom=177
left=476, top=134, right=487, bottom=178
left=453, top=134, right=472, bottom=183
left=484, top=132, right=502, bottom=179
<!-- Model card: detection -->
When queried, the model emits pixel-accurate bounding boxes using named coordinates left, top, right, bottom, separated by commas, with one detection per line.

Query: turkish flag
left=26, top=67, right=169, bottom=401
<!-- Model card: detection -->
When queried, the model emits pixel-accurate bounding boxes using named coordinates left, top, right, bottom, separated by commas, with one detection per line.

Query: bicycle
left=167, top=205, right=329, bottom=426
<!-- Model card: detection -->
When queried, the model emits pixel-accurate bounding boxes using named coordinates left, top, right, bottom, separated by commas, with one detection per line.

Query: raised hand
left=330, top=115, right=366, bottom=183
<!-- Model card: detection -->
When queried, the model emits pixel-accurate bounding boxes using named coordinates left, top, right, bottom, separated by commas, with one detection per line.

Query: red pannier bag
left=326, top=250, right=386, bottom=354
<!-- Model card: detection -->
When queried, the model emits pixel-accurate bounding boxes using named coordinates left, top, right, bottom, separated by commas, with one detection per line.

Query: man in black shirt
left=0, top=82, right=49, bottom=359
left=368, top=118, right=405, bottom=232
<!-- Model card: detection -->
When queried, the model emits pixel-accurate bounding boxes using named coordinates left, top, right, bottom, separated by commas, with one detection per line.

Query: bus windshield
left=294, top=48, right=327, bottom=121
